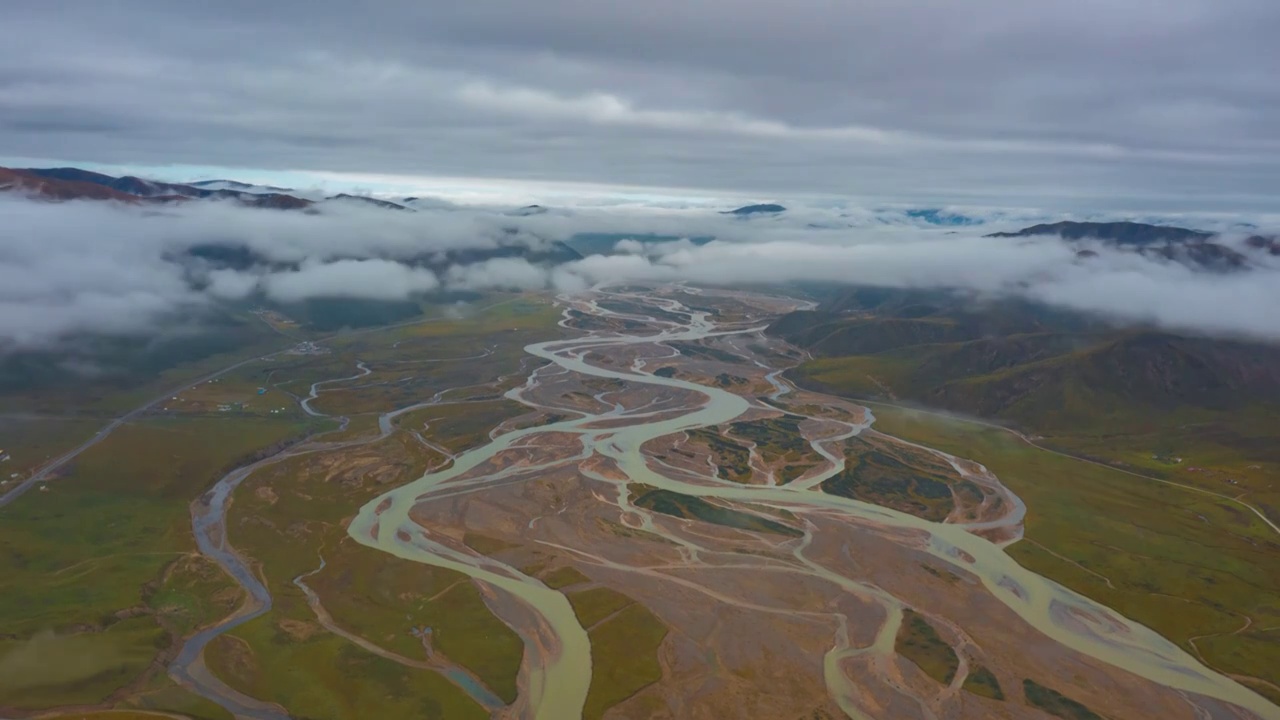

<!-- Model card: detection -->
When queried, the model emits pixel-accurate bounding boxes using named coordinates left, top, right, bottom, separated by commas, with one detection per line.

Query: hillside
left=771, top=292, right=1280, bottom=443
left=923, top=333, right=1280, bottom=430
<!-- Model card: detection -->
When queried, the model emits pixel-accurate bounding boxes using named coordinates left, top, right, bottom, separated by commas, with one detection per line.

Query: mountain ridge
left=768, top=288, right=1280, bottom=436
left=4, top=165, right=315, bottom=209
left=987, top=220, right=1253, bottom=271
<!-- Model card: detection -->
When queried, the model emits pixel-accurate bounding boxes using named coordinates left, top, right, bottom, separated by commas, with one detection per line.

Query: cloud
left=263, top=258, right=439, bottom=302
left=0, top=196, right=514, bottom=349
left=1, top=1, right=1278, bottom=210
left=1, top=194, right=1278, bottom=351
left=562, top=237, right=1280, bottom=340
left=444, top=257, right=551, bottom=291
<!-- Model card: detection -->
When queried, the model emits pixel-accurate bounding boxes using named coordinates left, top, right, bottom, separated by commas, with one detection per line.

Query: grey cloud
left=1, top=1, right=1278, bottom=209
left=445, top=257, right=553, bottom=291
left=263, top=259, right=439, bottom=302
left=2, top=195, right=1279, bottom=351
left=557, top=237, right=1280, bottom=341
left=0, top=196, right=529, bottom=349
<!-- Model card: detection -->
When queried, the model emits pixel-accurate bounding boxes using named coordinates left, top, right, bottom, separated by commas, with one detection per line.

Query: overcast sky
left=2, top=1, right=1278, bottom=210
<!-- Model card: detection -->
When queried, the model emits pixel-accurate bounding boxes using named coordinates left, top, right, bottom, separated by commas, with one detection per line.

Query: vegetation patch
left=894, top=610, right=959, bottom=685
left=542, top=566, right=591, bottom=590
left=962, top=664, right=1005, bottom=700
left=822, top=437, right=959, bottom=521
left=630, top=485, right=803, bottom=538
left=583, top=603, right=668, bottom=720
left=919, top=563, right=962, bottom=584
left=728, top=415, right=823, bottom=483
left=462, top=533, right=519, bottom=556
left=394, top=400, right=529, bottom=454
left=667, top=341, right=742, bottom=364
left=147, top=554, right=244, bottom=639
left=1022, top=679, right=1103, bottom=720
left=568, top=587, right=634, bottom=629
left=686, top=428, right=752, bottom=482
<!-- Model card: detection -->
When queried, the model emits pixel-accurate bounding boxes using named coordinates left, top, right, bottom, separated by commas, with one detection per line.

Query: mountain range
left=0, top=166, right=420, bottom=210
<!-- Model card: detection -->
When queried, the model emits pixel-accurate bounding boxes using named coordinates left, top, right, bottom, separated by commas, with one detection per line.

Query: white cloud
left=263, top=258, right=439, bottom=302
left=444, top=257, right=551, bottom=291
left=205, top=269, right=260, bottom=299
left=1, top=193, right=1278, bottom=350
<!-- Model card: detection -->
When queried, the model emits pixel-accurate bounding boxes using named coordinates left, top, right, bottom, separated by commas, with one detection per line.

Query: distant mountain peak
left=1245, top=235, right=1280, bottom=255
left=0, top=167, right=144, bottom=203
left=0, top=164, right=331, bottom=210
left=189, top=179, right=294, bottom=193
left=724, top=203, right=786, bottom=216
left=986, top=220, right=1212, bottom=244
left=987, top=220, right=1251, bottom=272
left=905, top=208, right=982, bottom=226
left=324, top=193, right=410, bottom=211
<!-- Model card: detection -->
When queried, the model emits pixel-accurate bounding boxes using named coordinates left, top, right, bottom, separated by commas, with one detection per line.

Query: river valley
left=170, top=286, right=1279, bottom=720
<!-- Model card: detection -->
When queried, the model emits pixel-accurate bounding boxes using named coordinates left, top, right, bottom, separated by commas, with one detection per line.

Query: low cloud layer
left=1, top=196, right=1278, bottom=351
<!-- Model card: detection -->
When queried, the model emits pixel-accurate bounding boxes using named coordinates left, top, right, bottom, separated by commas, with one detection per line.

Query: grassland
left=0, top=414, right=314, bottom=711
left=895, top=610, right=959, bottom=685
left=0, top=293, right=565, bottom=717
left=0, top=616, right=165, bottom=708
left=205, top=622, right=487, bottom=720
left=394, top=399, right=531, bottom=454
left=0, top=416, right=105, bottom=480
left=213, top=430, right=523, bottom=710
left=871, top=405, right=1280, bottom=704
left=568, top=587, right=635, bottom=628
left=114, top=670, right=235, bottom=720
left=542, top=566, right=592, bottom=590
left=573, top=594, right=669, bottom=720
